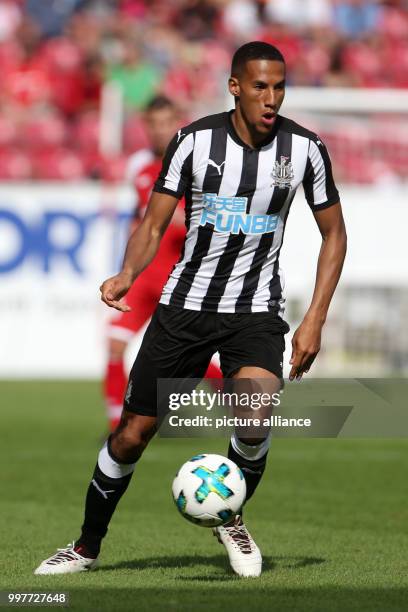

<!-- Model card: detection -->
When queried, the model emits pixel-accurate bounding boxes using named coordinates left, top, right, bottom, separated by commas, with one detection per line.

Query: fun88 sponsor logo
left=199, top=193, right=278, bottom=235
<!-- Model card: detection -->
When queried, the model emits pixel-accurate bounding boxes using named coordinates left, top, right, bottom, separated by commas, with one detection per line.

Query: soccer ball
left=172, top=453, right=246, bottom=527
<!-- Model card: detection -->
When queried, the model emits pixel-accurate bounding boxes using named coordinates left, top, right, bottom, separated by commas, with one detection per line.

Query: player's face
left=145, top=107, right=179, bottom=157
left=229, top=59, right=286, bottom=136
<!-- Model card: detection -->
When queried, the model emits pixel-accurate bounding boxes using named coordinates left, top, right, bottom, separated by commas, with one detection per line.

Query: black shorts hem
left=223, top=361, right=283, bottom=381
left=124, top=406, right=158, bottom=417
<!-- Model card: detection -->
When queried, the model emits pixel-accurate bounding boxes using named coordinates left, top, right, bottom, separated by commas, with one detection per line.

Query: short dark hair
left=145, top=95, right=175, bottom=112
left=231, top=41, right=285, bottom=77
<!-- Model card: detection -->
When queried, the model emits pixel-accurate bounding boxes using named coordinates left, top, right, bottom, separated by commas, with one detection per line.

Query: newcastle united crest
left=271, top=156, right=294, bottom=188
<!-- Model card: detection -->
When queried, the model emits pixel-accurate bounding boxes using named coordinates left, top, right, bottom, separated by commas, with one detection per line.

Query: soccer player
left=35, top=42, right=347, bottom=577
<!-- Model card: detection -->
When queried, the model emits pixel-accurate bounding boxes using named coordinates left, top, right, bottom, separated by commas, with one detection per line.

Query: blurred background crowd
left=0, top=1, right=407, bottom=380
left=0, top=0, right=407, bottom=182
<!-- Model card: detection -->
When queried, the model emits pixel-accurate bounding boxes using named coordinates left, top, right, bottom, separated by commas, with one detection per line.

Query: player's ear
left=228, top=76, right=240, bottom=100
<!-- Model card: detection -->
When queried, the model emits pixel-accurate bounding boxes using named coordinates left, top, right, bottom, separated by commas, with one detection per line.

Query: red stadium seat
left=40, top=38, right=82, bottom=73
left=99, top=155, right=129, bottom=183
left=81, top=152, right=128, bottom=181
left=24, top=114, right=68, bottom=150
left=0, top=115, right=19, bottom=148
left=73, top=111, right=100, bottom=153
left=123, top=115, right=149, bottom=153
left=33, top=147, right=86, bottom=180
left=0, top=149, right=33, bottom=179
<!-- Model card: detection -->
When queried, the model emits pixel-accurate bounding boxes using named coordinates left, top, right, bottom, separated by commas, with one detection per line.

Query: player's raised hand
left=289, top=317, right=322, bottom=381
left=99, top=272, right=133, bottom=311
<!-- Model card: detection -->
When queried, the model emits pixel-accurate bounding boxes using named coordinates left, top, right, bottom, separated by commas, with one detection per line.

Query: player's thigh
left=218, top=310, right=289, bottom=380
left=125, top=305, right=215, bottom=417
left=218, top=313, right=288, bottom=441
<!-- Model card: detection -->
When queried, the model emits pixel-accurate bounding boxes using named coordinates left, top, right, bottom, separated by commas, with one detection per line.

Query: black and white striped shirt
left=153, top=111, right=339, bottom=314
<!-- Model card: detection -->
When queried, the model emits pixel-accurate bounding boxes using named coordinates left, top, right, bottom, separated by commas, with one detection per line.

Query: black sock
left=75, top=441, right=135, bottom=557
left=228, top=441, right=269, bottom=504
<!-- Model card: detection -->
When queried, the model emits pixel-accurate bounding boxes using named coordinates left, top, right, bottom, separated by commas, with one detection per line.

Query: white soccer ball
left=172, top=453, right=246, bottom=527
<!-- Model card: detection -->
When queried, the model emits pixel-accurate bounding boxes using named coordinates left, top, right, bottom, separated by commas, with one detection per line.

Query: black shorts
left=125, top=303, right=290, bottom=417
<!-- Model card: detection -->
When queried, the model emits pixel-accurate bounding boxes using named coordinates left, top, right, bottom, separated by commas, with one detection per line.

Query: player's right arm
left=100, top=127, right=193, bottom=311
left=100, top=192, right=179, bottom=311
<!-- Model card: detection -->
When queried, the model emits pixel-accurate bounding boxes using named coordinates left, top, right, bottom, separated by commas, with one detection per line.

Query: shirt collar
left=226, top=110, right=281, bottom=150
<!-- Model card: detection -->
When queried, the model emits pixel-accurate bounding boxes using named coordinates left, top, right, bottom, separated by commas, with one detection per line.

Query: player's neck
left=230, top=107, right=269, bottom=149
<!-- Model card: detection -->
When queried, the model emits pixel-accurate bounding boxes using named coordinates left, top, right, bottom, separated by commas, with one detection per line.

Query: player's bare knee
left=110, top=413, right=156, bottom=461
left=110, top=430, right=147, bottom=462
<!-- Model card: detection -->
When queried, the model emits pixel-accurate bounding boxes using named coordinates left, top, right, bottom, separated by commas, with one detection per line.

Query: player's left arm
left=289, top=202, right=347, bottom=380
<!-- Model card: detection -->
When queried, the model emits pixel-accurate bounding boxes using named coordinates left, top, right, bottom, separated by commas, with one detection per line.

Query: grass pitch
left=0, top=381, right=407, bottom=611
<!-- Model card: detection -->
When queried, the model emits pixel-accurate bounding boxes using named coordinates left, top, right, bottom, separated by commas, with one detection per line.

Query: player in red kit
left=104, top=96, right=221, bottom=430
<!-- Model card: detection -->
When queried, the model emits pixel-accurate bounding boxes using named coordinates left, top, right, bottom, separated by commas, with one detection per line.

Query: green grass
left=0, top=381, right=407, bottom=611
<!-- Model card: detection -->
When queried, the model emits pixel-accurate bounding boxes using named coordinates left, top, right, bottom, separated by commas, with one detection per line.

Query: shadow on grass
left=101, top=554, right=326, bottom=573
